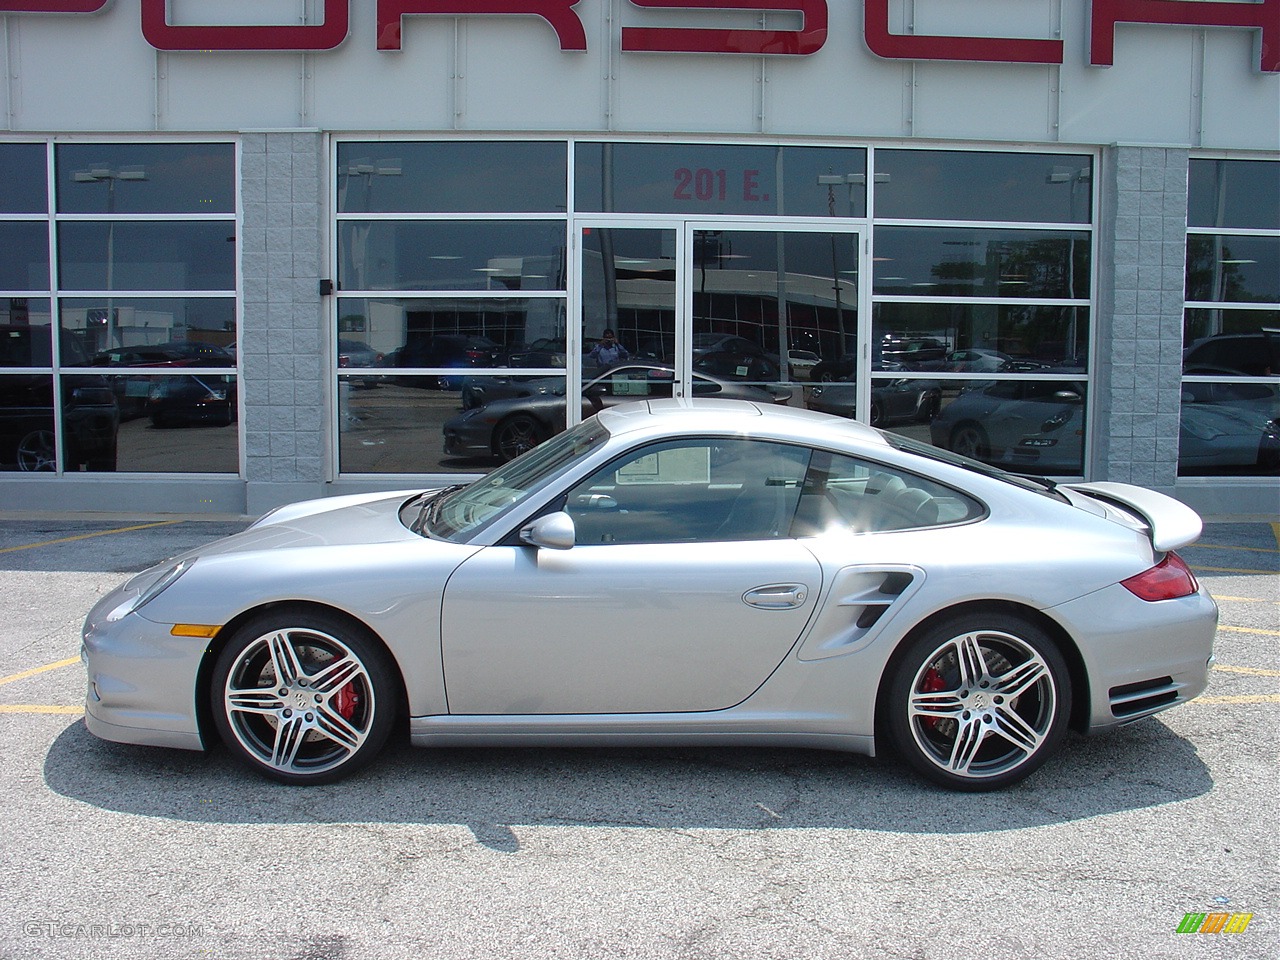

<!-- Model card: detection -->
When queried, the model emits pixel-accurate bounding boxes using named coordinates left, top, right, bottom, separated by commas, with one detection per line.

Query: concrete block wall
left=240, top=132, right=328, bottom=515
left=1093, top=146, right=1189, bottom=492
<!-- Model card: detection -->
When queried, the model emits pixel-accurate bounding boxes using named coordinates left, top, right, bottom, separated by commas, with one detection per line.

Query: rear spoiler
left=1065, top=482, right=1203, bottom=553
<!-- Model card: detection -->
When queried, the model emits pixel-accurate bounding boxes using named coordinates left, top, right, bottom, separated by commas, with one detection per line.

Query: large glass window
left=866, top=150, right=1094, bottom=476
left=335, top=141, right=569, bottom=475
left=1182, top=158, right=1280, bottom=478
left=338, top=141, right=566, bottom=214
left=874, top=151, right=1092, bottom=223
left=0, top=141, right=237, bottom=475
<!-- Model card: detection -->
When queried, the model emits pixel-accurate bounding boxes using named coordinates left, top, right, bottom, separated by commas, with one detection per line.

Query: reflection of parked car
left=932, top=379, right=1280, bottom=476
left=395, top=334, right=501, bottom=387
left=503, top=337, right=572, bottom=369
left=930, top=381, right=1086, bottom=475
left=786, top=349, right=820, bottom=380
left=1, top=326, right=118, bottom=471
left=881, top=336, right=948, bottom=367
left=84, top=400, right=1218, bottom=790
left=809, top=353, right=855, bottom=382
left=1183, top=330, right=1280, bottom=376
left=92, top=340, right=235, bottom=419
left=146, top=375, right=237, bottom=427
left=338, top=339, right=386, bottom=387
left=444, top=363, right=786, bottom=462
left=690, top=333, right=771, bottom=359
left=807, top=376, right=942, bottom=427
left=1178, top=380, right=1280, bottom=475
left=944, top=348, right=1010, bottom=373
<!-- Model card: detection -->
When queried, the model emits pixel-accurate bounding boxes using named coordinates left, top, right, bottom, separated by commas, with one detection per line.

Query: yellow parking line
left=1213, top=664, right=1280, bottom=677
left=0, top=656, right=80, bottom=688
left=1192, top=564, right=1280, bottom=575
left=1194, top=695, right=1280, bottom=705
left=1273, top=522, right=1280, bottom=548
left=0, top=519, right=180, bottom=555
left=0, top=705, right=82, bottom=714
left=1190, top=543, right=1280, bottom=555
left=1218, top=625, right=1280, bottom=638
left=1211, top=595, right=1276, bottom=603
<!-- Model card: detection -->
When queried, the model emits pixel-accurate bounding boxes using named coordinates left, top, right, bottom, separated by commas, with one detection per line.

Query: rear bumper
left=1047, top=582, right=1218, bottom=731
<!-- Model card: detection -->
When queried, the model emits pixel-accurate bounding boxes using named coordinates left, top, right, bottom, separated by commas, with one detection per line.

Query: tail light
left=1121, top=553, right=1198, bottom=601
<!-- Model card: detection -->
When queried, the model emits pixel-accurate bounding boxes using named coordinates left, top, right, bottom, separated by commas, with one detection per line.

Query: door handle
left=743, top=584, right=809, bottom=610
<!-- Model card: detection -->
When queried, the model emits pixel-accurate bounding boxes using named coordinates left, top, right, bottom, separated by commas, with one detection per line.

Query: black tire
left=949, top=423, right=989, bottom=461
left=868, top=402, right=883, bottom=427
left=885, top=613, right=1071, bottom=791
left=211, top=610, right=398, bottom=785
left=493, top=414, right=545, bottom=462
left=918, top=393, right=941, bottom=423
left=16, top=429, right=56, bottom=471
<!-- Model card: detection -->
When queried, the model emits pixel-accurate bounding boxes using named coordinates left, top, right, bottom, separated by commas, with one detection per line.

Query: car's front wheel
left=211, top=611, right=398, bottom=784
left=494, top=414, right=545, bottom=462
left=949, top=423, right=989, bottom=460
left=885, top=613, right=1070, bottom=791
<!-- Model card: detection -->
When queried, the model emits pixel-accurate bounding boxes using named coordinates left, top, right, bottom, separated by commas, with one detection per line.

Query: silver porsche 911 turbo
left=82, top=400, right=1217, bottom=791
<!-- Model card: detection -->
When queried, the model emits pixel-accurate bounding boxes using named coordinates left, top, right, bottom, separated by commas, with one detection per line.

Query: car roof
left=597, top=397, right=889, bottom=449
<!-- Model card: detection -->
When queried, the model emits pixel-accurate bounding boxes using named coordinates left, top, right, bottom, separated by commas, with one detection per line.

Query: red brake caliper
left=920, top=667, right=946, bottom=730
left=334, top=682, right=359, bottom=721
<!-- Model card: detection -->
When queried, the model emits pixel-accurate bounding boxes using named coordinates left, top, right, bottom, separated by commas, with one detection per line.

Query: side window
left=565, top=438, right=810, bottom=544
left=793, top=451, right=983, bottom=534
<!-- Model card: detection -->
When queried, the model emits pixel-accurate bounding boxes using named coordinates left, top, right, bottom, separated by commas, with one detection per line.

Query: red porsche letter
left=1091, top=0, right=1279, bottom=73
left=622, top=1, right=827, bottom=55
left=0, top=1, right=109, bottom=10
left=377, top=0, right=587, bottom=51
left=864, top=0, right=1063, bottom=64
left=140, top=0, right=349, bottom=51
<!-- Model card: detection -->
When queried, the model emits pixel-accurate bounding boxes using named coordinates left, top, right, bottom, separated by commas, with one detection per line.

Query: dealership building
left=1, top=1, right=1276, bottom=518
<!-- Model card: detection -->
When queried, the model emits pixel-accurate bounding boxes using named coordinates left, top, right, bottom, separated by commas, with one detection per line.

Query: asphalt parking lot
left=0, top=514, right=1275, bottom=960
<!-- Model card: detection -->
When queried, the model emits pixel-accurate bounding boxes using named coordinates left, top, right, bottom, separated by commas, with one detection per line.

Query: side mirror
left=519, top=512, right=576, bottom=550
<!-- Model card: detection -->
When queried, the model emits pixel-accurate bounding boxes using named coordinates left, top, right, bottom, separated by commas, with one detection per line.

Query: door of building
left=572, top=221, right=863, bottom=424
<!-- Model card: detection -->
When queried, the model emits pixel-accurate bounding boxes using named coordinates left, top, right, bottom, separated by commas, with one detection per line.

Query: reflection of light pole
left=817, top=173, right=882, bottom=356
left=1047, top=166, right=1090, bottom=362
left=343, top=159, right=401, bottom=292
left=74, top=164, right=147, bottom=350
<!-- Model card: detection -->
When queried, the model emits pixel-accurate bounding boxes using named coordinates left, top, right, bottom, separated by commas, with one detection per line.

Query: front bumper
left=81, top=611, right=209, bottom=752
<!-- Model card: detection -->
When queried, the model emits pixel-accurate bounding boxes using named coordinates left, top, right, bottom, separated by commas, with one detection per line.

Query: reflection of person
left=588, top=329, right=630, bottom=368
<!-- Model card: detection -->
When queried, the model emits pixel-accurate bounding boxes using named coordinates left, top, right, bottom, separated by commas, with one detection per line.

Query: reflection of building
left=0, top=5, right=1275, bottom=515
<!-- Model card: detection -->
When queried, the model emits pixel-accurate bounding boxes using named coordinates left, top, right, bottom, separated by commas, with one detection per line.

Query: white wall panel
left=614, top=54, right=761, bottom=135
left=1199, top=34, right=1280, bottom=150
left=455, top=20, right=606, bottom=131
left=7, top=14, right=155, bottom=131
left=1061, top=32, right=1198, bottom=145
left=763, top=2, right=908, bottom=138
left=310, top=10, right=453, bottom=130
left=912, top=63, right=1057, bottom=142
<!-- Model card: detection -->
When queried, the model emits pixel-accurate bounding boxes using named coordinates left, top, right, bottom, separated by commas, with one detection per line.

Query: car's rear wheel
left=211, top=611, right=398, bottom=785
left=886, top=613, right=1070, bottom=791
left=494, top=414, right=545, bottom=462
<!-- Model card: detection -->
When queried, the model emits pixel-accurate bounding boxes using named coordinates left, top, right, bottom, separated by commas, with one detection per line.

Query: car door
left=440, top=437, right=823, bottom=715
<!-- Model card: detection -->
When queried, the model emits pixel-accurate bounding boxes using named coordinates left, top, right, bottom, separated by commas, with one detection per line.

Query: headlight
left=107, top=560, right=193, bottom=622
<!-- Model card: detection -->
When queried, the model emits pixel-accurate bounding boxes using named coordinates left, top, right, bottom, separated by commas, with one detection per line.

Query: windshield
left=884, top=432, right=1069, bottom=502
left=422, top=418, right=611, bottom=542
